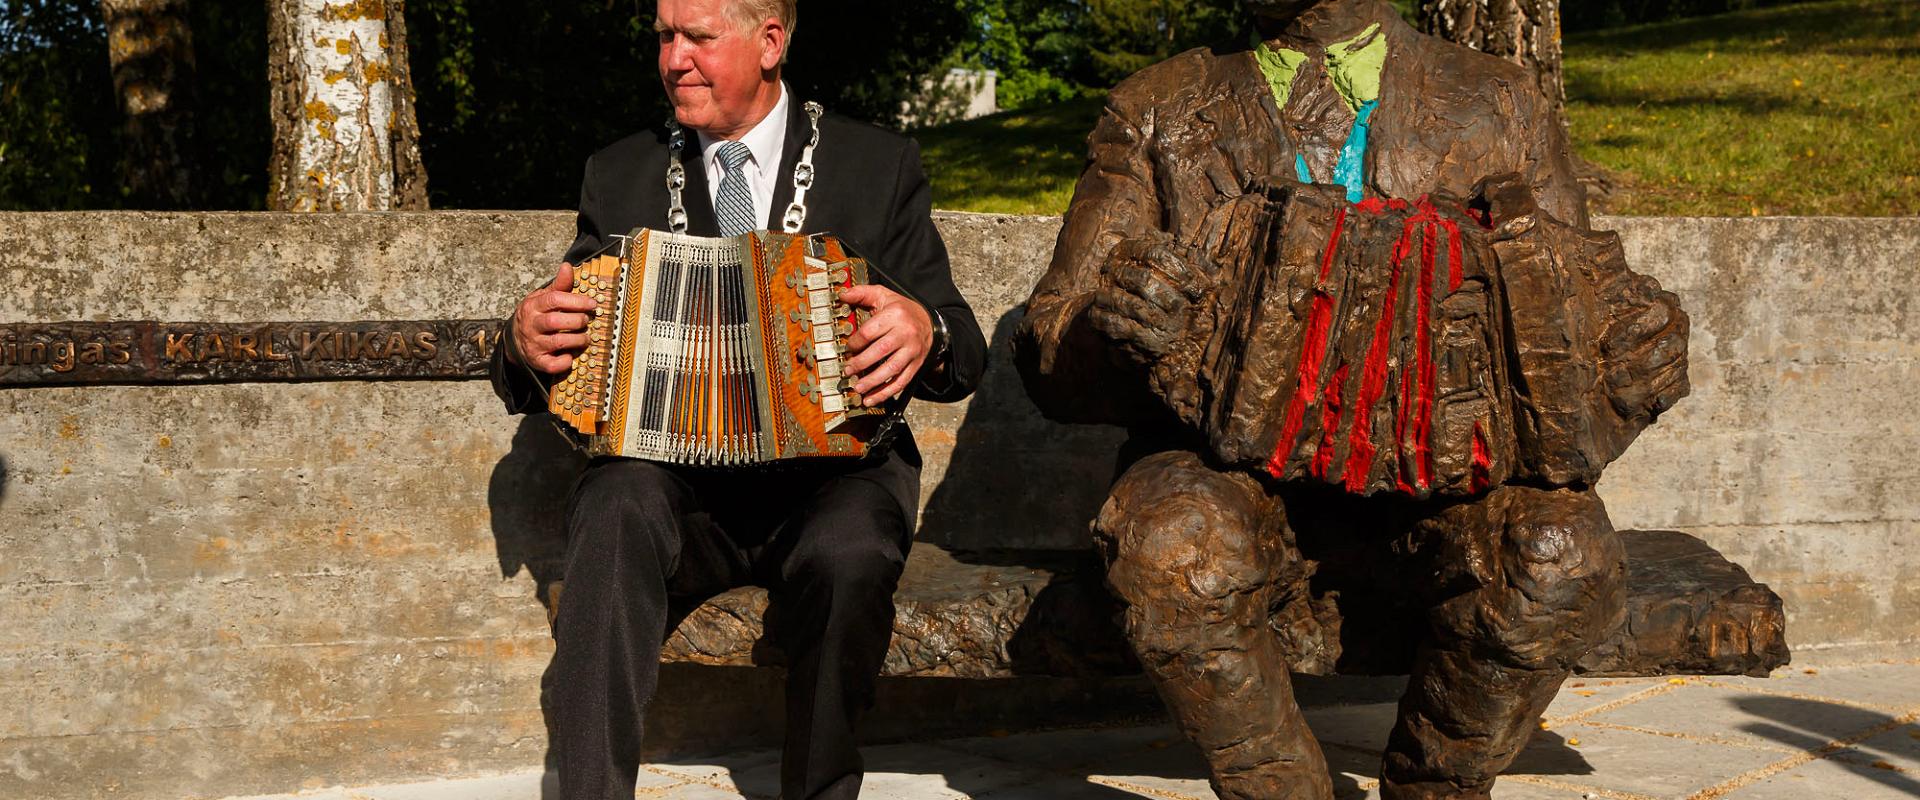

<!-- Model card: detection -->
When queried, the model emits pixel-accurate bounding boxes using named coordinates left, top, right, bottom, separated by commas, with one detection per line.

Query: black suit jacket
left=491, top=100, right=988, bottom=467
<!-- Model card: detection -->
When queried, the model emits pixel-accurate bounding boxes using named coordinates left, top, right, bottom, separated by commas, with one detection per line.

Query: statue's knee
left=1094, top=451, right=1283, bottom=632
left=1499, top=487, right=1626, bottom=610
left=1450, top=487, right=1626, bottom=669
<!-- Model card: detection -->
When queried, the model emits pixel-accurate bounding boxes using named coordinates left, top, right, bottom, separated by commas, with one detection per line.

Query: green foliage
left=409, top=0, right=965, bottom=208
left=0, top=0, right=116, bottom=210
left=1082, top=0, right=1240, bottom=86
left=951, top=0, right=1243, bottom=112
left=0, top=1, right=267, bottom=210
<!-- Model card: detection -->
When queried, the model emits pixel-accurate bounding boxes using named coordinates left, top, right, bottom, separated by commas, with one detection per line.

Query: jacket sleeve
left=489, top=155, right=606, bottom=415
left=878, top=139, right=986, bottom=403
left=1010, top=95, right=1168, bottom=425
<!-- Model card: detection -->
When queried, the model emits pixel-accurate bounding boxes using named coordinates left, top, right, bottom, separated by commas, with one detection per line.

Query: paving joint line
left=1572, top=719, right=1805, bottom=755
left=1546, top=682, right=1680, bottom=725
left=1682, top=706, right=1920, bottom=799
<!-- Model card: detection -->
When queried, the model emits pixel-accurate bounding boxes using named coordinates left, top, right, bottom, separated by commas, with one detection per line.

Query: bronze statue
left=1013, top=1, right=1690, bottom=798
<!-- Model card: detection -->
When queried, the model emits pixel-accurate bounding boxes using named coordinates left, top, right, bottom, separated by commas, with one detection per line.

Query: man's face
left=656, top=0, right=779, bottom=135
left=1241, top=0, right=1329, bottom=23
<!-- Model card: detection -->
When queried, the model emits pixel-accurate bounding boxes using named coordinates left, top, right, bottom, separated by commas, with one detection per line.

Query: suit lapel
left=766, top=99, right=812, bottom=232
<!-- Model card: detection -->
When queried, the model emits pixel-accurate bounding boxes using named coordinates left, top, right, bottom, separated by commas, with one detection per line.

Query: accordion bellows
left=550, top=229, right=890, bottom=465
left=1165, top=184, right=1683, bottom=498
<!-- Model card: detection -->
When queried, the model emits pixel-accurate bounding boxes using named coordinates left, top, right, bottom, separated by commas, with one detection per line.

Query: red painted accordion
left=1168, top=183, right=1680, bottom=498
left=548, top=228, right=894, bottom=465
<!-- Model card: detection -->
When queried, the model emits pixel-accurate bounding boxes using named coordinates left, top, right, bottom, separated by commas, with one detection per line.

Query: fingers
left=531, top=331, right=589, bottom=354
left=551, top=262, right=575, bottom=292
left=528, top=351, right=575, bottom=374
left=1089, top=304, right=1176, bottom=360
left=846, top=313, right=895, bottom=365
left=1094, top=285, right=1175, bottom=334
left=839, top=284, right=882, bottom=309
left=1602, top=300, right=1675, bottom=357
left=539, top=287, right=599, bottom=314
left=1111, top=262, right=1190, bottom=314
left=1609, top=358, right=1688, bottom=418
left=842, top=325, right=924, bottom=400
left=535, top=311, right=592, bottom=334
left=847, top=311, right=924, bottom=376
left=855, top=342, right=926, bottom=404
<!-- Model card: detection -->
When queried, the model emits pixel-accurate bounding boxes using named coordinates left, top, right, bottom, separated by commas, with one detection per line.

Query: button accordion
left=547, top=228, right=896, bottom=465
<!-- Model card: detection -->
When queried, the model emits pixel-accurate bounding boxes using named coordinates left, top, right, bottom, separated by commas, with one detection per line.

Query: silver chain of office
left=666, top=101, right=824, bottom=235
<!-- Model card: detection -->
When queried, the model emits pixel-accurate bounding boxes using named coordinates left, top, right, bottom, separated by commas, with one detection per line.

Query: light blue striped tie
left=713, top=141, right=757, bottom=236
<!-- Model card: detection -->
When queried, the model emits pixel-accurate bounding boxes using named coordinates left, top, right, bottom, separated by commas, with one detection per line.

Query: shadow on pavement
left=1737, top=694, right=1920, bottom=796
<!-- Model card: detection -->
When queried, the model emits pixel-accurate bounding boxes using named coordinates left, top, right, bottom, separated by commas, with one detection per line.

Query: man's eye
left=658, top=31, right=674, bottom=44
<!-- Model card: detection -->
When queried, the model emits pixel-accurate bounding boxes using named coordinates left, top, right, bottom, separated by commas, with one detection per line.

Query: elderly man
left=1016, top=0, right=1687, bottom=798
left=489, top=1, right=986, bottom=798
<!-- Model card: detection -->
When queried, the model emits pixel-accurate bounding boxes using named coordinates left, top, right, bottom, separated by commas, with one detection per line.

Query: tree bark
left=1420, top=0, right=1567, bottom=126
left=268, top=0, right=429, bottom=211
left=103, top=0, right=198, bottom=208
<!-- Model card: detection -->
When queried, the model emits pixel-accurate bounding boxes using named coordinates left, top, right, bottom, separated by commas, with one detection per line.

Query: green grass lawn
left=1568, top=0, right=1918, bottom=215
left=915, top=97, right=1106, bottom=215
left=917, top=0, right=1918, bottom=217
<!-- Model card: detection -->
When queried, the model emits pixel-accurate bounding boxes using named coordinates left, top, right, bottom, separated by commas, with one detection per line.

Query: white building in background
left=902, top=68, right=998, bottom=129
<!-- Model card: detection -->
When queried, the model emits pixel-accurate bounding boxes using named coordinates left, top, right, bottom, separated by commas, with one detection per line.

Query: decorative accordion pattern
left=549, top=228, right=891, bottom=465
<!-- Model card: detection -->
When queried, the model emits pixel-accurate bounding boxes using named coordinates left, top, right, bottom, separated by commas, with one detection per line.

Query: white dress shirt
left=695, top=84, right=790, bottom=231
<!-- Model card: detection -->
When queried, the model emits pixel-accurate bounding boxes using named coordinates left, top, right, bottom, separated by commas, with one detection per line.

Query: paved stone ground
left=226, top=660, right=1920, bottom=800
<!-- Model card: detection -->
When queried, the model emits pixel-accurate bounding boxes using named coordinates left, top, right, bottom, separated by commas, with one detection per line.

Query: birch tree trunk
left=1421, top=0, right=1567, bottom=126
left=103, top=0, right=198, bottom=208
left=267, top=0, right=428, bottom=211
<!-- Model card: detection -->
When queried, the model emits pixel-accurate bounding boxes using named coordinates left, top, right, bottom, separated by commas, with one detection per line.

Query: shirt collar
left=696, top=83, right=791, bottom=177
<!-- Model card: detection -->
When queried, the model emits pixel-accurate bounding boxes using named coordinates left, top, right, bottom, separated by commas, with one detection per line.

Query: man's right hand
left=509, top=262, right=598, bottom=374
left=1089, top=233, right=1212, bottom=364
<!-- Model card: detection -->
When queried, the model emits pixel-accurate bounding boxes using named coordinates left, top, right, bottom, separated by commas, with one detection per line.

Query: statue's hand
left=1600, top=271, right=1690, bottom=421
left=1089, top=232, right=1214, bottom=365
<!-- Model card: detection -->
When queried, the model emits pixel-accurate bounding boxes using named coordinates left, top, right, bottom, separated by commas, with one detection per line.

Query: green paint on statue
left=1326, top=23, right=1386, bottom=111
left=1251, top=23, right=1386, bottom=114
left=1251, top=32, right=1309, bottom=111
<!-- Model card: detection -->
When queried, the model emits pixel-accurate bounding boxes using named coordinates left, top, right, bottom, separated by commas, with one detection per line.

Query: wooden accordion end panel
left=550, top=229, right=891, bottom=466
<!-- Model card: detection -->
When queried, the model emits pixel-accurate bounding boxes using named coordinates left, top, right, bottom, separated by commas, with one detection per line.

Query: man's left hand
left=841, top=284, right=934, bottom=406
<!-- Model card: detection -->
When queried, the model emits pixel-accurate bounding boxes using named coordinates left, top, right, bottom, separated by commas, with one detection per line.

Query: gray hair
left=728, top=0, right=797, bottom=62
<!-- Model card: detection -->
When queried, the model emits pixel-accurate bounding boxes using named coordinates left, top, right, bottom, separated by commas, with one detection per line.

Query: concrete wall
left=1, top=211, right=1915, bottom=798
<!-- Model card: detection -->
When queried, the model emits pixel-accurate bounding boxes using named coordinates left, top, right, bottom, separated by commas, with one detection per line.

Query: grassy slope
left=1567, top=0, right=1918, bottom=215
left=915, top=97, right=1105, bottom=216
left=917, top=0, right=1918, bottom=216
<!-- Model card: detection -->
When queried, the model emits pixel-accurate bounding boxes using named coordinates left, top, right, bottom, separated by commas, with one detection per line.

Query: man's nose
left=661, top=35, right=695, bottom=71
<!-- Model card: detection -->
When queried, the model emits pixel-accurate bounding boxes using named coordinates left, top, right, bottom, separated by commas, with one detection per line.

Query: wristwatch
left=927, top=306, right=951, bottom=366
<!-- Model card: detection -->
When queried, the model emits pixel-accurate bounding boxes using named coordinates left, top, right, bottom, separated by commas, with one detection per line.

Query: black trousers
left=549, top=447, right=918, bottom=800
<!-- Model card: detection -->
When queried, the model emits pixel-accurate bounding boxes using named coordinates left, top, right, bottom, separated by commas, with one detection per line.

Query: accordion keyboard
left=549, top=254, right=623, bottom=434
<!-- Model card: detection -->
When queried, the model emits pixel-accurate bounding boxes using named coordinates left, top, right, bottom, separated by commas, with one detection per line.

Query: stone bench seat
left=662, top=529, right=1789, bottom=680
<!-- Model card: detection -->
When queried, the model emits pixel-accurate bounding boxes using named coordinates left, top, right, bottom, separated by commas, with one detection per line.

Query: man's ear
left=758, top=18, right=786, bottom=71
